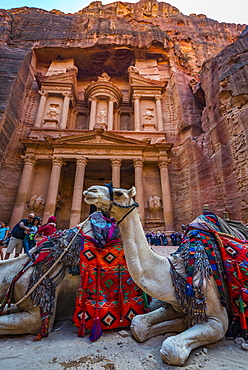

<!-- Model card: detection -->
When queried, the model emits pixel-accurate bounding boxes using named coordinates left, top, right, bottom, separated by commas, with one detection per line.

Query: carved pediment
left=50, top=129, right=149, bottom=147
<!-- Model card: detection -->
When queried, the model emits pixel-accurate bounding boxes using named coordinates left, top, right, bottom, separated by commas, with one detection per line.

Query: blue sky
left=1, top=0, right=247, bottom=25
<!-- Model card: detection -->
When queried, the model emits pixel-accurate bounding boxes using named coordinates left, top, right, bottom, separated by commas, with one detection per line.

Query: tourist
left=5, top=213, right=34, bottom=259
left=170, top=232, right=177, bottom=246
left=23, top=216, right=41, bottom=259
left=37, top=216, right=57, bottom=237
left=150, top=231, right=156, bottom=246
left=161, top=231, right=168, bottom=246
left=145, top=231, right=151, bottom=245
left=156, top=230, right=161, bottom=246
left=0, top=221, right=9, bottom=260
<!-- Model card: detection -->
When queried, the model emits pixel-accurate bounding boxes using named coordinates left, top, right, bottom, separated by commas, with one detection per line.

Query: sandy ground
left=1, top=245, right=248, bottom=370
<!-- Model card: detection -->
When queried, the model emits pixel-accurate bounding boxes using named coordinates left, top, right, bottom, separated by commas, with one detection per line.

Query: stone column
left=133, top=158, right=145, bottom=225
left=111, top=158, right=122, bottom=188
left=69, top=157, right=88, bottom=228
left=43, top=157, right=63, bottom=223
left=155, top=95, right=164, bottom=131
left=34, top=91, right=47, bottom=128
left=158, top=158, right=174, bottom=231
left=9, top=155, right=36, bottom=228
left=89, top=98, right=97, bottom=130
left=60, top=92, right=71, bottom=129
left=114, top=109, right=119, bottom=130
left=107, top=99, right=114, bottom=130
left=133, top=94, right=141, bottom=131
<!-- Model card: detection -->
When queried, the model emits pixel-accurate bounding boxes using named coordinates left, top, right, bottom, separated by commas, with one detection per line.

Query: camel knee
left=131, top=314, right=151, bottom=342
left=160, top=335, right=190, bottom=366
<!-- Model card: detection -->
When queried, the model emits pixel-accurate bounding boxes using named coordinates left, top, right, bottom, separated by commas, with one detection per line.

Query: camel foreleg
left=0, top=306, right=42, bottom=336
left=160, top=312, right=228, bottom=366
left=131, top=305, right=187, bottom=342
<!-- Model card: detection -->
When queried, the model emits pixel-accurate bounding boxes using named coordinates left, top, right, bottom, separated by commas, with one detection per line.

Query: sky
left=0, top=0, right=247, bottom=25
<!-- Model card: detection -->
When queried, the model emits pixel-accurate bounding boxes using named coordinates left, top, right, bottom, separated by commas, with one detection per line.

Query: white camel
left=0, top=219, right=93, bottom=336
left=83, top=185, right=230, bottom=366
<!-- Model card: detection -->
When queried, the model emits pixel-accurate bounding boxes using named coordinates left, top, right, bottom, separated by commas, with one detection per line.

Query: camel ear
left=129, top=186, right=136, bottom=198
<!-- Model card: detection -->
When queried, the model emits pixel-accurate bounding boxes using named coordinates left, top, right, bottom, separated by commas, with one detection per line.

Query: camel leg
left=160, top=314, right=228, bottom=366
left=160, top=277, right=229, bottom=366
left=0, top=306, right=42, bottom=336
left=131, top=305, right=187, bottom=342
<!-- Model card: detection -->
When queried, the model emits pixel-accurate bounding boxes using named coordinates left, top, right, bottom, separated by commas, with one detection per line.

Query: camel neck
left=118, top=208, right=168, bottom=290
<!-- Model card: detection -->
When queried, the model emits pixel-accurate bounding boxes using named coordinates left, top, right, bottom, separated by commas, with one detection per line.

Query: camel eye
left=115, top=191, right=123, bottom=197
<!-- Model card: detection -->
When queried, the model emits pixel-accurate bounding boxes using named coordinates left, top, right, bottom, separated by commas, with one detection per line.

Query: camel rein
left=104, top=183, right=139, bottom=225
left=2, top=218, right=89, bottom=314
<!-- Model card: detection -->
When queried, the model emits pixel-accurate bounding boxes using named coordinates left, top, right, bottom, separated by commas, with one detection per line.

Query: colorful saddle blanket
left=171, top=211, right=248, bottom=338
left=217, top=233, right=248, bottom=336
left=73, top=235, right=147, bottom=341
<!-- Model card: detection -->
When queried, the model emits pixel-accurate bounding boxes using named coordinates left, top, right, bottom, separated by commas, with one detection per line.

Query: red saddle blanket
left=218, top=233, right=248, bottom=333
left=73, top=235, right=146, bottom=340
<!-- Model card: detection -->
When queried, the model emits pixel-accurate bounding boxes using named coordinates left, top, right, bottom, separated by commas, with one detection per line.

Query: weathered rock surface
left=0, top=1, right=247, bottom=227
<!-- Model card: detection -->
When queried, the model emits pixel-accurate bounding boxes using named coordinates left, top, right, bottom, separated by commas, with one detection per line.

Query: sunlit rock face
left=0, top=2, right=247, bottom=229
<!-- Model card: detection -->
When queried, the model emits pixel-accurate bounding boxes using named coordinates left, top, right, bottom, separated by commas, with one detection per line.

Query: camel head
left=83, top=184, right=137, bottom=222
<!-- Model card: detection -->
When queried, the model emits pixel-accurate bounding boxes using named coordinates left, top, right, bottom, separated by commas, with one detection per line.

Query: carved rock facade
left=0, top=1, right=247, bottom=230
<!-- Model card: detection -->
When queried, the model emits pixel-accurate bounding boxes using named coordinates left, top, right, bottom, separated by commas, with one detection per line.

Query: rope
left=2, top=218, right=89, bottom=313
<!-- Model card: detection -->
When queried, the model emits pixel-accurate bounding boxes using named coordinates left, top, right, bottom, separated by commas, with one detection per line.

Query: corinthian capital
left=76, top=157, right=88, bottom=167
left=133, top=158, right=143, bottom=168
left=155, top=95, right=162, bottom=101
left=50, top=156, right=64, bottom=167
left=158, top=158, right=171, bottom=169
left=111, top=158, right=122, bottom=167
left=62, top=92, right=72, bottom=99
left=21, top=154, right=36, bottom=166
left=38, top=90, right=48, bottom=97
left=133, top=94, right=141, bottom=100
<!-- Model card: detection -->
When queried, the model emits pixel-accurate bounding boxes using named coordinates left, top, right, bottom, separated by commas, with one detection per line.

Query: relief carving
left=95, top=108, right=107, bottom=129
left=44, top=103, right=61, bottom=126
left=143, top=107, right=155, bottom=123
left=27, top=195, right=46, bottom=212
left=148, top=196, right=162, bottom=213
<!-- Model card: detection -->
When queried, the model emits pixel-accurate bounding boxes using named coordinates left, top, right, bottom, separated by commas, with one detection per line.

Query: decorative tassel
left=78, top=322, right=85, bottom=337
left=238, top=297, right=247, bottom=330
left=77, top=269, right=89, bottom=338
left=142, top=291, right=150, bottom=313
left=89, top=316, right=102, bottom=342
left=89, top=265, right=102, bottom=342
left=185, top=284, right=195, bottom=297
left=118, top=265, right=124, bottom=322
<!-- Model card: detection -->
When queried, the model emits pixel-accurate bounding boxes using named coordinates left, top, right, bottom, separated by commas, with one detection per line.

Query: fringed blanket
left=217, top=233, right=248, bottom=338
left=170, top=212, right=248, bottom=338
left=73, top=235, right=147, bottom=341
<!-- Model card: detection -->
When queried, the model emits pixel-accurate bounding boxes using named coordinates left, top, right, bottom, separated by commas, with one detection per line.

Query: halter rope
left=104, top=183, right=139, bottom=225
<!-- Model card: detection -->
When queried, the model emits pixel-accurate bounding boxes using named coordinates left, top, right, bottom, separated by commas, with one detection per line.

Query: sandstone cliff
left=0, top=1, right=247, bottom=227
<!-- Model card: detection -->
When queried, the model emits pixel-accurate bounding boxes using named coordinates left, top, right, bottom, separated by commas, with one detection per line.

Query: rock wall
left=0, top=1, right=247, bottom=227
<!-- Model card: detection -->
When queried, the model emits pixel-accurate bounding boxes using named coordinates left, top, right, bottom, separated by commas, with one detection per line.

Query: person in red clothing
left=37, top=216, right=57, bottom=237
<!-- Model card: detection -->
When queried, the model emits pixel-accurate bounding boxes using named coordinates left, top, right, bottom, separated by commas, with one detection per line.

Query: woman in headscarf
left=37, top=216, right=57, bottom=237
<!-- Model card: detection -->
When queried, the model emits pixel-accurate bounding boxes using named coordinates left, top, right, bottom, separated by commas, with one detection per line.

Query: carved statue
left=96, top=108, right=107, bottom=128
left=148, top=196, right=162, bottom=213
left=46, top=104, right=60, bottom=120
left=27, top=195, right=46, bottom=212
left=143, top=107, right=154, bottom=122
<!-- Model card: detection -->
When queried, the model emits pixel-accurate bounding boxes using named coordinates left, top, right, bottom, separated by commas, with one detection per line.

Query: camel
left=83, top=184, right=240, bottom=366
left=0, top=219, right=94, bottom=336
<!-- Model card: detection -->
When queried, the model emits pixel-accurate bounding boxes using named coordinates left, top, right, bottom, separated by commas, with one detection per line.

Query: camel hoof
left=160, top=336, right=189, bottom=366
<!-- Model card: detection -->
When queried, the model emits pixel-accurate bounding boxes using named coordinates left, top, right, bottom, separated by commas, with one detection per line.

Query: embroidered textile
left=73, top=235, right=146, bottom=340
left=217, top=233, right=248, bottom=337
left=170, top=211, right=248, bottom=338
